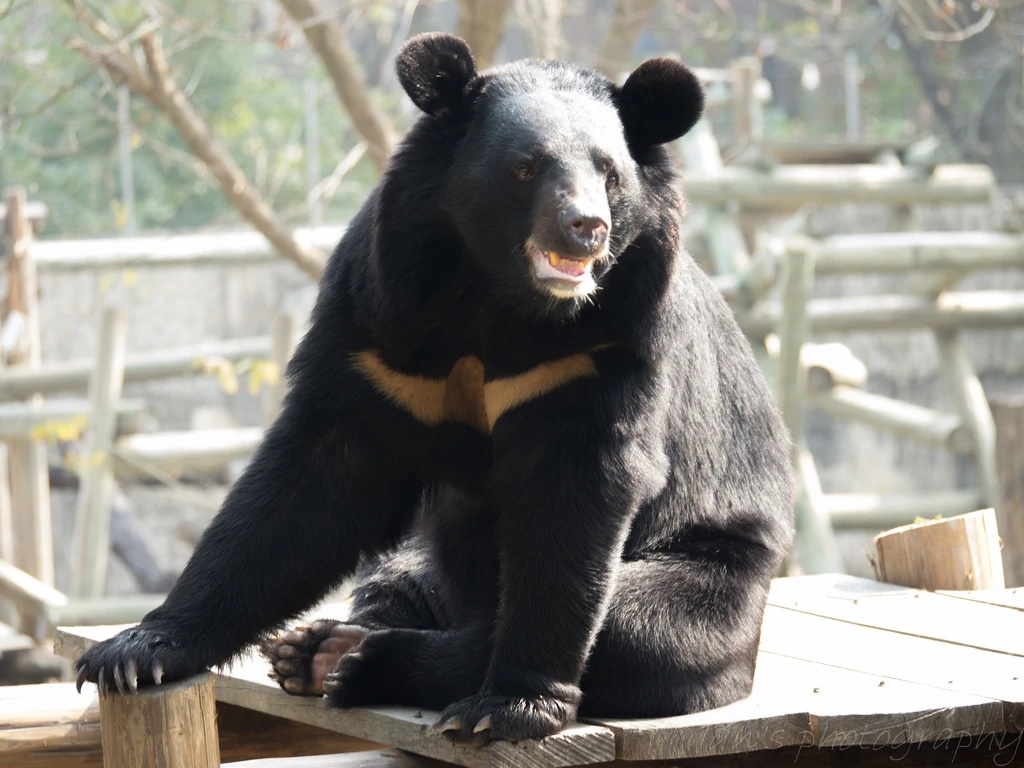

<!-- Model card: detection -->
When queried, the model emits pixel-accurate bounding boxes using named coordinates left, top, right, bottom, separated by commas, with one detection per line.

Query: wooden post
left=992, top=394, right=1024, bottom=587
left=777, top=241, right=843, bottom=573
left=71, top=307, right=127, bottom=597
left=98, top=673, right=220, bottom=768
left=873, top=509, right=1005, bottom=590
left=2, top=187, right=54, bottom=632
left=262, top=311, right=300, bottom=428
left=935, top=331, right=999, bottom=507
left=730, top=56, right=762, bottom=146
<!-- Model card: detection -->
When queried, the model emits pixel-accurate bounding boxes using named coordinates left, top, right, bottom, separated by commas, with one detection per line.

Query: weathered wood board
left=55, top=627, right=615, bottom=768
left=55, top=575, right=1024, bottom=766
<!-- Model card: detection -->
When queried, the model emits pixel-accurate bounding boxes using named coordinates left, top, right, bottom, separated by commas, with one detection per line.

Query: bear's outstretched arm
left=73, top=384, right=423, bottom=697
left=432, top=371, right=658, bottom=741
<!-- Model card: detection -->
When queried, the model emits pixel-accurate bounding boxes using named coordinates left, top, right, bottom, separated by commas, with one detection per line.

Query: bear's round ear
left=396, top=33, right=478, bottom=118
left=616, top=58, right=704, bottom=149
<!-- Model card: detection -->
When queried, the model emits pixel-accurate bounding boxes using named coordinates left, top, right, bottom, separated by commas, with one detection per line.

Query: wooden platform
left=52, top=575, right=1024, bottom=766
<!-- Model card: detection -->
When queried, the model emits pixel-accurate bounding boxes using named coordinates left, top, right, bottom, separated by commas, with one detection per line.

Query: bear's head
left=395, top=33, right=703, bottom=317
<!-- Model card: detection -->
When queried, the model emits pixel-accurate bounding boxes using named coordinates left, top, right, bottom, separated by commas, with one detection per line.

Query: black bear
left=74, top=33, right=794, bottom=742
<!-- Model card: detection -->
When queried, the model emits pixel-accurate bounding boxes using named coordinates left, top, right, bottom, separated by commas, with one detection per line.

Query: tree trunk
left=594, top=0, right=659, bottom=79
left=458, top=0, right=511, bottom=68
left=277, top=0, right=396, bottom=171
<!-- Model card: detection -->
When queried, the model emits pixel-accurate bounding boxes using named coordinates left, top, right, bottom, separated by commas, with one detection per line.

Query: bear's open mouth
left=529, top=247, right=595, bottom=283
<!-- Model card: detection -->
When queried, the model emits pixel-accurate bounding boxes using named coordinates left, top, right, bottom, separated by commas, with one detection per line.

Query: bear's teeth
left=548, top=252, right=561, bottom=267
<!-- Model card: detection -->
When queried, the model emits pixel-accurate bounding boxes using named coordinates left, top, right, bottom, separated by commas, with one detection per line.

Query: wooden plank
left=768, top=574, right=1024, bottom=656
left=936, top=587, right=1024, bottom=612
left=758, top=605, right=1024, bottom=729
left=0, top=620, right=35, bottom=652
left=589, top=647, right=1004, bottom=760
left=55, top=627, right=616, bottom=768
left=224, top=751, right=445, bottom=767
left=113, top=427, right=263, bottom=478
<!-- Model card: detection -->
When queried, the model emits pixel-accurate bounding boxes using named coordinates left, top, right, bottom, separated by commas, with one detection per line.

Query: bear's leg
left=266, top=536, right=447, bottom=696
left=578, top=553, right=773, bottom=718
left=73, top=408, right=423, bottom=696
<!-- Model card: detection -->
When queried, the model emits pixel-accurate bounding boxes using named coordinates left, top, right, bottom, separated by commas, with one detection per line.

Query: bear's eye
left=606, top=170, right=620, bottom=189
left=514, top=164, right=536, bottom=181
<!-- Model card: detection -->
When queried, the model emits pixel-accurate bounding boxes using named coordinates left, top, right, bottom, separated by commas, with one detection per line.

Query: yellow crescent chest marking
left=352, top=350, right=598, bottom=433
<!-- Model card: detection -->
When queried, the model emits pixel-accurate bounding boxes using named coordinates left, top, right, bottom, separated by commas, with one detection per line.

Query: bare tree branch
left=63, top=1, right=328, bottom=278
left=594, top=0, right=659, bottom=79
left=277, top=0, right=396, bottom=171
left=458, top=0, right=511, bottom=68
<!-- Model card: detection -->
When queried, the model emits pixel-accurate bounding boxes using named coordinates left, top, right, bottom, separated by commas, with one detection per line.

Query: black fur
left=75, top=33, right=794, bottom=742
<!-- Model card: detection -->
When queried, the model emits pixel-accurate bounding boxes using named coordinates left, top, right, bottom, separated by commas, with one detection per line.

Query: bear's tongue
left=546, top=252, right=592, bottom=277
left=531, top=248, right=593, bottom=281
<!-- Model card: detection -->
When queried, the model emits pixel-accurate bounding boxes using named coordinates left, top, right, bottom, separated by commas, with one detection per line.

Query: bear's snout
left=560, top=205, right=609, bottom=252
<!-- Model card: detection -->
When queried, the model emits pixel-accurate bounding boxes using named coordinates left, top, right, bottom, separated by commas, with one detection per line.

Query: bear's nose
left=560, top=208, right=609, bottom=249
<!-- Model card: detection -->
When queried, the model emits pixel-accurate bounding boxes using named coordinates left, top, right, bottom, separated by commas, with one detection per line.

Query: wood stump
left=873, top=508, right=1004, bottom=590
left=98, top=673, right=219, bottom=768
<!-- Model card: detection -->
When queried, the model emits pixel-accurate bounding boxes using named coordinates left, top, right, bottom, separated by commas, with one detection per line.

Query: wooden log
left=71, top=307, right=128, bottom=597
left=113, top=427, right=262, bottom=479
left=800, top=231, right=1024, bottom=274
left=0, top=399, right=145, bottom=439
left=757, top=138, right=912, bottom=165
left=738, top=290, right=1024, bottom=335
left=98, top=673, right=220, bottom=768
left=991, top=394, right=1024, bottom=587
left=825, top=490, right=986, bottom=529
left=3, top=187, right=54, bottom=631
left=765, top=337, right=867, bottom=392
left=0, top=200, right=47, bottom=224
left=52, top=594, right=165, bottom=626
left=0, top=558, right=66, bottom=619
left=872, top=509, right=1005, bottom=590
left=935, top=332, right=999, bottom=506
left=31, top=225, right=346, bottom=272
left=0, top=336, right=270, bottom=399
left=683, top=164, right=994, bottom=207
left=775, top=240, right=812, bottom=446
left=809, top=385, right=973, bottom=453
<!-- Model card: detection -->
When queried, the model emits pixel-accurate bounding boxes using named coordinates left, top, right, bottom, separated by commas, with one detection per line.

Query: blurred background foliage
left=0, top=0, right=1020, bottom=237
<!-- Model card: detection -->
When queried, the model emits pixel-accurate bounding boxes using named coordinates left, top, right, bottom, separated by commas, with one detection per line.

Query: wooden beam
left=992, top=394, right=1024, bottom=587
left=0, top=558, right=67, bottom=617
left=113, top=427, right=262, bottom=478
left=873, top=509, right=1004, bottom=590
left=0, top=399, right=145, bottom=439
left=32, top=225, right=345, bottom=272
left=824, top=490, right=986, bottom=529
left=935, top=332, right=999, bottom=506
left=809, top=385, right=973, bottom=453
left=799, top=231, right=1024, bottom=274
left=738, top=290, right=1024, bottom=335
left=0, top=200, right=47, bottom=223
left=98, top=673, right=220, bottom=768
left=684, top=164, right=994, bottom=207
left=0, top=335, right=270, bottom=398
left=71, top=307, right=128, bottom=598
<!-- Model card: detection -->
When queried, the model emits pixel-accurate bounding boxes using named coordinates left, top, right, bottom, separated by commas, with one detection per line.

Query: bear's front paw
left=429, top=692, right=578, bottom=743
left=322, top=629, right=407, bottom=708
left=74, top=626, right=201, bottom=697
